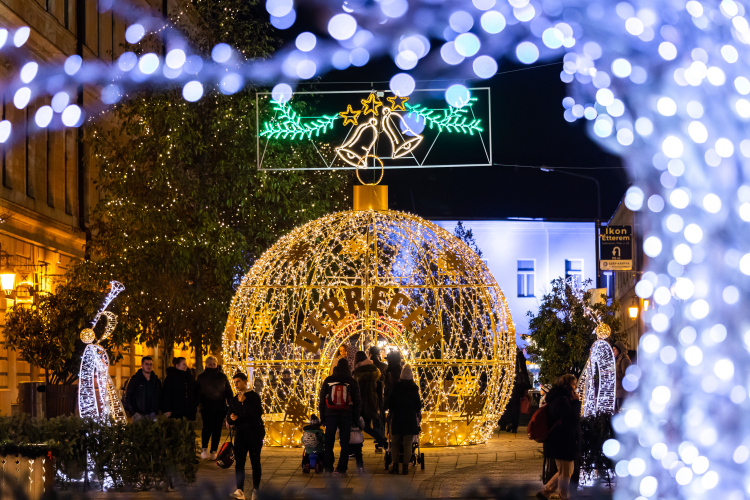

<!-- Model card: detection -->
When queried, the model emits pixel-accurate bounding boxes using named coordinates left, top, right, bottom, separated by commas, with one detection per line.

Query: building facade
left=433, top=220, right=596, bottom=341
left=0, top=0, right=176, bottom=415
left=607, top=198, right=646, bottom=353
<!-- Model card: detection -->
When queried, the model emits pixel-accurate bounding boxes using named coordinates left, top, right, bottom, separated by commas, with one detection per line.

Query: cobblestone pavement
left=84, top=427, right=612, bottom=499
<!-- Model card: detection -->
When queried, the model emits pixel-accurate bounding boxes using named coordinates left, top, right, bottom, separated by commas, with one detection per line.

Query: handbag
left=350, top=426, right=364, bottom=445
left=216, top=430, right=235, bottom=469
left=520, top=392, right=531, bottom=414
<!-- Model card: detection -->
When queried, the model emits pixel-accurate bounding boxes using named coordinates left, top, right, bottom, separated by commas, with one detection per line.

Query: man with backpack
left=227, top=371, right=265, bottom=500
left=318, top=357, right=361, bottom=476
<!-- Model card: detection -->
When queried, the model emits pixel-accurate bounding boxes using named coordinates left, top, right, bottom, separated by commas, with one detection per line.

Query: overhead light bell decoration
left=78, top=281, right=127, bottom=423
left=259, top=92, right=482, bottom=169
left=0, top=252, right=15, bottom=295
left=573, top=281, right=615, bottom=418
left=223, top=168, right=515, bottom=447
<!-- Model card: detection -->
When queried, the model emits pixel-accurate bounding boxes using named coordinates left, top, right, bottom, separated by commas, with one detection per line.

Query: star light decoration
left=78, top=281, right=127, bottom=423
left=222, top=209, right=516, bottom=447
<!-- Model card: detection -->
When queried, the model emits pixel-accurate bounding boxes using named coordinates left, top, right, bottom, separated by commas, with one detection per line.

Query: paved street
left=84, top=427, right=548, bottom=499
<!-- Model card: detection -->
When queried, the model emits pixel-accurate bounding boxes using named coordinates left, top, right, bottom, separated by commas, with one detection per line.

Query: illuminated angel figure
left=78, top=281, right=127, bottom=423
left=578, top=322, right=616, bottom=417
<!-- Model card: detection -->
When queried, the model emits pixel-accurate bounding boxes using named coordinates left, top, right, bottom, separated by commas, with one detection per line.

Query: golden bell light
left=380, top=107, right=423, bottom=158
left=628, top=306, right=638, bottom=319
left=335, top=118, right=378, bottom=167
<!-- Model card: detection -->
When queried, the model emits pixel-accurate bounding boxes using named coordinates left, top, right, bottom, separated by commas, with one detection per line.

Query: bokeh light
left=13, top=27, right=29, bottom=47
left=166, top=49, right=186, bottom=69
left=515, top=42, right=539, bottom=64
left=472, top=55, right=497, bottom=79
left=454, top=33, right=480, bottom=57
left=445, top=84, right=470, bottom=108
left=328, top=13, right=357, bottom=40
left=61, top=104, right=81, bottom=127
left=64, top=55, right=83, bottom=75
left=266, top=0, right=293, bottom=17
left=182, top=81, right=204, bottom=102
left=449, top=11, right=474, bottom=33
left=125, top=24, right=145, bottom=44
left=34, top=106, right=53, bottom=128
left=211, top=43, right=232, bottom=63
left=271, top=83, right=293, bottom=103
left=480, top=10, right=506, bottom=34
left=295, top=32, right=316, bottom=52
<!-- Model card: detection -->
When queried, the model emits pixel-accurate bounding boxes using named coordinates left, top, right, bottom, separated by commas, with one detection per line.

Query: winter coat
left=196, top=367, right=233, bottom=414
left=371, top=357, right=387, bottom=412
left=353, top=362, right=381, bottom=420
left=161, top=367, right=198, bottom=420
left=613, top=341, right=632, bottom=398
left=124, top=369, right=162, bottom=416
left=227, top=391, right=265, bottom=442
left=542, top=385, right=582, bottom=461
left=317, top=373, right=361, bottom=422
left=385, top=380, right=422, bottom=436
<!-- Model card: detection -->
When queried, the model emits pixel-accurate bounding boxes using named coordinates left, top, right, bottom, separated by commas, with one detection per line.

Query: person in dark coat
left=383, top=350, right=403, bottom=408
left=318, top=358, right=361, bottom=476
left=161, top=357, right=197, bottom=421
left=227, top=371, right=265, bottom=500
left=368, top=346, right=387, bottom=452
left=352, top=351, right=387, bottom=451
left=384, top=364, right=422, bottom=475
left=124, top=356, right=162, bottom=421
left=196, top=355, right=233, bottom=459
left=612, top=341, right=632, bottom=412
left=537, top=374, right=581, bottom=500
left=502, top=347, right=531, bottom=433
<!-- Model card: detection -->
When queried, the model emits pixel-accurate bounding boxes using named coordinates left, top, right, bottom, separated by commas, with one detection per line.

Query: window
left=565, top=259, right=583, bottom=287
left=517, top=260, right=535, bottom=297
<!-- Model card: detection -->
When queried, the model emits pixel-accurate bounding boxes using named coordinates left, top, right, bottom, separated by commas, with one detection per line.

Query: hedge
left=0, top=414, right=198, bottom=491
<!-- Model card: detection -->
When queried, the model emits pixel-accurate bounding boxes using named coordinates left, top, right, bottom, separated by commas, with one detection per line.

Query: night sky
left=277, top=13, right=630, bottom=221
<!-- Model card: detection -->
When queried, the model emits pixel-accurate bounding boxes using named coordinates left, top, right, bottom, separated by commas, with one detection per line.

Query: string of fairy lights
left=222, top=209, right=516, bottom=447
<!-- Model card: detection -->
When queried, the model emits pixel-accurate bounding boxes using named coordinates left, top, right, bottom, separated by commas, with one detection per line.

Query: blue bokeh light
left=266, top=0, right=293, bottom=17
left=445, top=84, right=471, bottom=108
left=34, top=106, right=53, bottom=128
left=117, top=52, right=137, bottom=72
left=100, top=84, right=122, bottom=105
left=61, top=104, right=81, bottom=127
left=272, top=83, right=293, bottom=103
left=51, top=92, right=70, bottom=112
left=20, top=62, right=38, bottom=84
left=270, top=9, right=296, bottom=30
left=349, top=48, right=369, bottom=67
left=212, top=43, right=232, bottom=63
left=472, top=55, right=498, bottom=79
left=138, top=53, right=160, bottom=75
left=328, top=14, right=357, bottom=41
left=440, top=42, right=465, bottom=65
left=64, top=55, right=83, bottom=75
left=455, top=33, right=480, bottom=57
left=516, top=41, right=539, bottom=64
left=295, top=32, right=316, bottom=52
left=449, top=11, right=474, bottom=33
left=13, top=27, right=30, bottom=47
left=220, top=73, right=243, bottom=95
left=480, top=11, right=506, bottom=34
left=184, top=56, right=203, bottom=75
left=182, top=81, right=204, bottom=102
left=332, top=50, right=351, bottom=70
left=390, top=73, right=416, bottom=96
left=166, top=49, right=186, bottom=69
left=125, top=24, right=145, bottom=44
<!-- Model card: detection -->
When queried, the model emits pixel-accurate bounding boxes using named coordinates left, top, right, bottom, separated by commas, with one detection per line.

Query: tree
left=4, top=269, right=135, bottom=384
left=85, top=0, right=351, bottom=369
left=453, top=221, right=483, bottom=258
left=523, top=278, right=624, bottom=384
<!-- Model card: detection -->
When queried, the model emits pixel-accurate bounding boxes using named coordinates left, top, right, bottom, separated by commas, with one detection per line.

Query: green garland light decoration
left=259, top=101, right=338, bottom=140
left=404, top=98, right=484, bottom=135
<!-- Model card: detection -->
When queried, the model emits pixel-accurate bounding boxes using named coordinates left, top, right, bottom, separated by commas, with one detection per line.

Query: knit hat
left=400, top=364, right=414, bottom=381
left=309, top=414, right=320, bottom=426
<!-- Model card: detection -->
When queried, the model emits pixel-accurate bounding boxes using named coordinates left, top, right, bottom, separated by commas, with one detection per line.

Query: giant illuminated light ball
left=223, top=206, right=516, bottom=447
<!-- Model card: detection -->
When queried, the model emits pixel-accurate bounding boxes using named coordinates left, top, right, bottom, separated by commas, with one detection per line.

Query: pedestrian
left=349, top=416, right=366, bottom=473
left=161, top=356, right=198, bottom=421
left=384, top=364, right=422, bottom=475
left=612, top=341, right=632, bottom=412
left=318, top=358, right=361, bottom=476
left=352, top=351, right=388, bottom=452
left=330, top=343, right=349, bottom=375
left=196, top=355, right=233, bottom=460
left=502, top=347, right=531, bottom=433
left=540, top=383, right=553, bottom=407
left=368, top=345, right=387, bottom=452
left=227, top=371, right=265, bottom=500
left=383, top=349, right=403, bottom=406
left=124, top=356, right=162, bottom=421
left=536, top=374, right=581, bottom=500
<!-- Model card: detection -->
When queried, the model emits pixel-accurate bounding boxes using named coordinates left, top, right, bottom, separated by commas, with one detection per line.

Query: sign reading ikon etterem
left=599, top=225, right=633, bottom=271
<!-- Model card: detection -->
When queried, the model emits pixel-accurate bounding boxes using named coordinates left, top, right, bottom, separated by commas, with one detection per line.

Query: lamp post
left=541, top=167, right=603, bottom=288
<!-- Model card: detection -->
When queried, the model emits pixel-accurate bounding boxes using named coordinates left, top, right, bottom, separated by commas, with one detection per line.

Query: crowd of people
left=121, top=344, right=423, bottom=498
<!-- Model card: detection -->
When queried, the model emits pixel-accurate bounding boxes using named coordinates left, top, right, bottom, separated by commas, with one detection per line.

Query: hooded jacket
left=196, top=366, right=233, bottom=413
left=385, top=379, right=422, bottom=436
left=161, top=367, right=197, bottom=420
left=124, top=369, right=162, bottom=416
left=613, top=341, right=632, bottom=398
left=542, top=385, right=581, bottom=461
left=227, top=390, right=265, bottom=441
left=353, top=361, right=382, bottom=420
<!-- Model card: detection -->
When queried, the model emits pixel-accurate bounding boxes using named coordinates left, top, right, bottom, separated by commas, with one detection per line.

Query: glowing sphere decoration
left=80, top=328, right=96, bottom=344
left=595, top=322, right=612, bottom=340
left=223, top=204, right=516, bottom=447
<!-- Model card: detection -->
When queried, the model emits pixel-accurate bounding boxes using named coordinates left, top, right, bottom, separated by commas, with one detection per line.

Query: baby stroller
left=384, top=426, right=425, bottom=470
left=301, top=415, right=325, bottom=474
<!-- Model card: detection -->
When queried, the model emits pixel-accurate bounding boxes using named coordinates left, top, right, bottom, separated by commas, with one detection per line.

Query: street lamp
left=0, top=251, right=15, bottom=295
left=628, top=305, right=639, bottom=319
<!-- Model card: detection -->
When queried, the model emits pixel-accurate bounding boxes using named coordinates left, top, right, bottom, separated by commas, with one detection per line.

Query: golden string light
left=222, top=208, right=516, bottom=447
